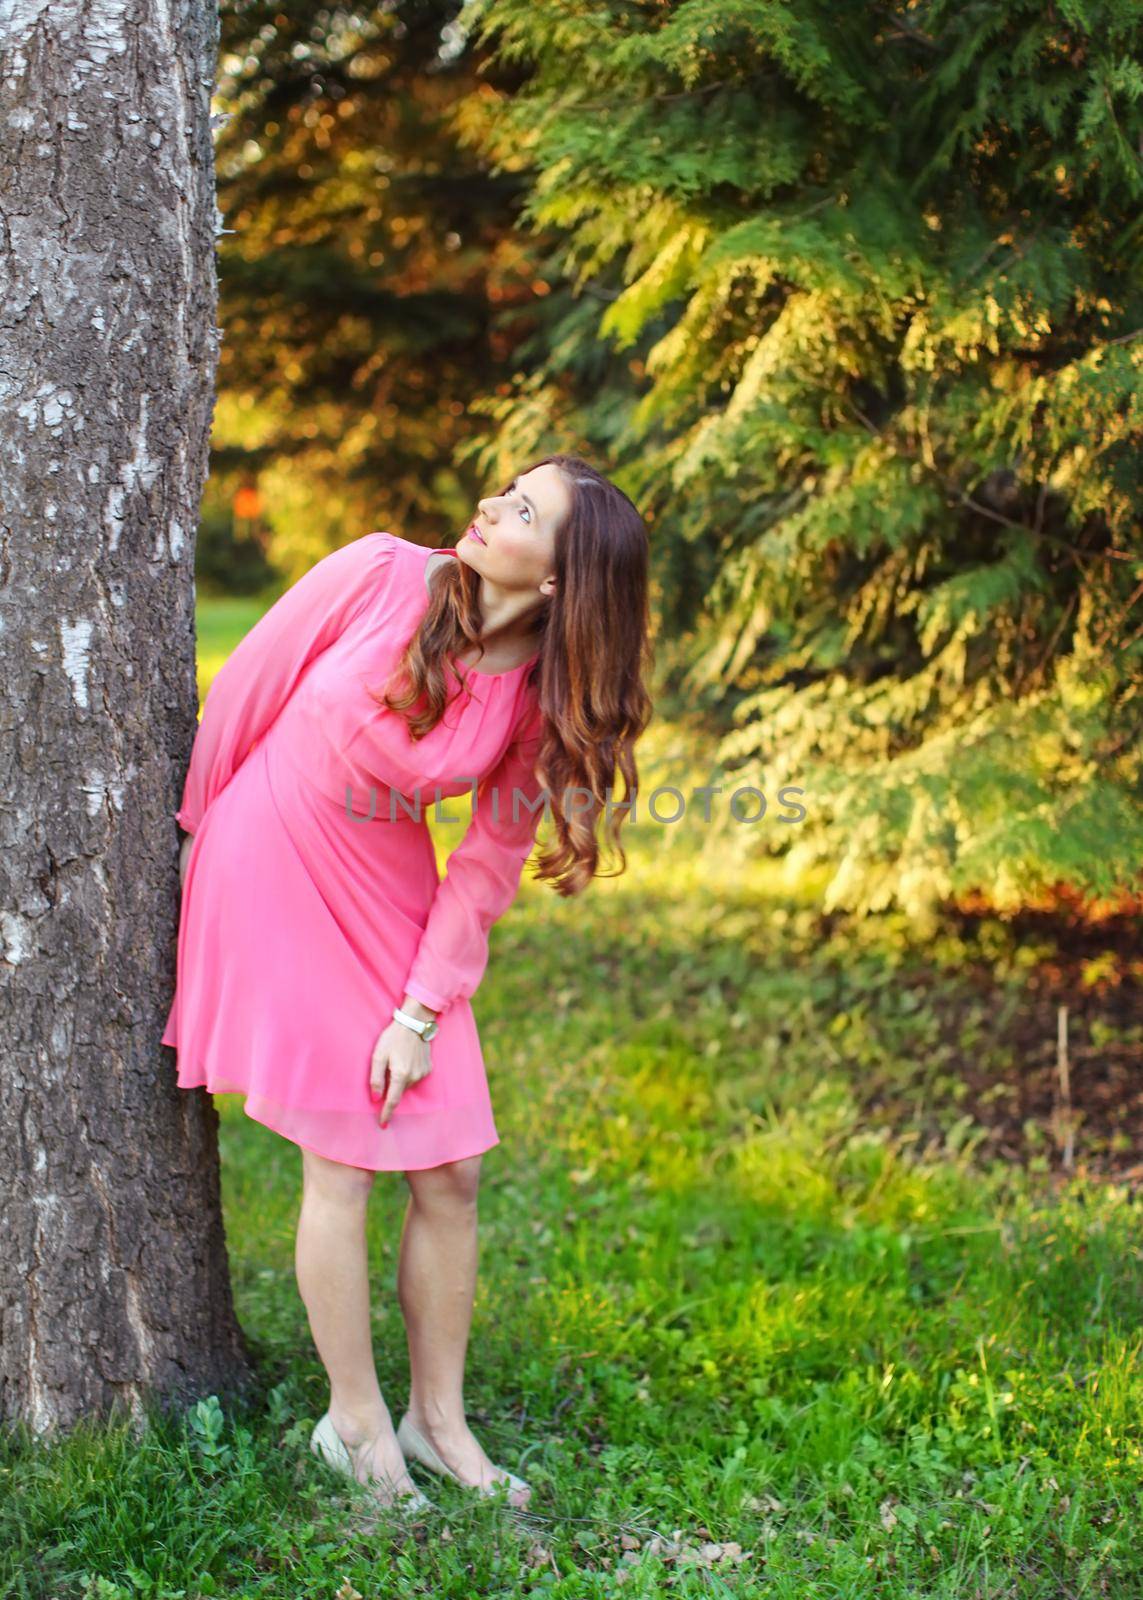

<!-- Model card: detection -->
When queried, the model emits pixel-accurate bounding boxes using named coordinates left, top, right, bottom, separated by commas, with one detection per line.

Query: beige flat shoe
left=396, top=1413, right=532, bottom=1508
left=310, top=1410, right=438, bottom=1513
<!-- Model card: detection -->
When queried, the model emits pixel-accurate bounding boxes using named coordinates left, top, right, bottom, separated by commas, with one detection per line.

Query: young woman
left=162, top=453, right=653, bottom=1512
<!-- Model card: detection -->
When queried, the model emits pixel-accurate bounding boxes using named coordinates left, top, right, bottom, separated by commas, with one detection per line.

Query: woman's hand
left=370, top=1018, right=434, bottom=1127
left=179, top=831, right=194, bottom=890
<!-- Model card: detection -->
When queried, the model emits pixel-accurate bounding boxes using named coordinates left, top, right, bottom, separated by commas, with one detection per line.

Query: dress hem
left=175, top=1075, right=500, bottom=1173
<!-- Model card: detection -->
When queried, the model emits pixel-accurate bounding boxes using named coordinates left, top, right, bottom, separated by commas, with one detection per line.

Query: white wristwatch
left=393, top=1005, right=440, bottom=1042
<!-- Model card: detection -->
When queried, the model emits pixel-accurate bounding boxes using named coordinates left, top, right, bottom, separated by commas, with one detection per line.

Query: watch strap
left=393, top=1005, right=438, bottom=1040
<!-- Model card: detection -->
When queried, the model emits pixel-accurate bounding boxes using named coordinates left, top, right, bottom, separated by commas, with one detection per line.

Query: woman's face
left=461, top=464, right=570, bottom=595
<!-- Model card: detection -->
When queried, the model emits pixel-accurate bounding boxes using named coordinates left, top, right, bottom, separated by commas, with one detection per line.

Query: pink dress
left=161, top=532, right=544, bottom=1171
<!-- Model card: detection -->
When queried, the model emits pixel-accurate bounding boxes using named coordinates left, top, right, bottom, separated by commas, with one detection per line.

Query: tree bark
left=0, top=0, right=256, bottom=1437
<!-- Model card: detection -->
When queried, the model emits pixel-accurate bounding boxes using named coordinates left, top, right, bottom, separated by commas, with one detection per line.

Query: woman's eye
left=508, top=480, right=530, bottom=522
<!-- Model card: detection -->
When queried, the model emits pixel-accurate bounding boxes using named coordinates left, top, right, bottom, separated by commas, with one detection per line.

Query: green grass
left=3, top=606, right=1139, bottom=1598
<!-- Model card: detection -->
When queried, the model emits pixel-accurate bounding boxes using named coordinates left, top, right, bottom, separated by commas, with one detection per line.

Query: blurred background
left=198, top=0, right=1141, bottom=922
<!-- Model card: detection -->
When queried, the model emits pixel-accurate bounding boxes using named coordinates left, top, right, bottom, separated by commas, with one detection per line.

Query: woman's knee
left=404, top=1152, right=482, bottom=1210
left=300, top=1146, right=377, bottom=1201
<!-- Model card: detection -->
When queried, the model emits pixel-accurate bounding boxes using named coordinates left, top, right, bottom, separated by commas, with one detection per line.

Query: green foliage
left=193, top=492, right=276, bottom=599
left=464, top=0, right=1143, bottom=917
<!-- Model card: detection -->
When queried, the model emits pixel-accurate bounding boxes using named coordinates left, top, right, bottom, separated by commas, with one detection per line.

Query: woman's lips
left=467, top=524, right=486, bottom=545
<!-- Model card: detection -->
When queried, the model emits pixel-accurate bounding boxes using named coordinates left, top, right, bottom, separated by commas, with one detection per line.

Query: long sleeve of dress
left=176, top=531, right=398, bottom=834
left=402, top=706, right=546, bottom=1014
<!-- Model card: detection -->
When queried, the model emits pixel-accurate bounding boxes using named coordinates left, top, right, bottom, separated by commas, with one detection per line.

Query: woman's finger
left=378, top=1066, right=406, bottom=1127
left=369, top=1043, right=388, bottom=1101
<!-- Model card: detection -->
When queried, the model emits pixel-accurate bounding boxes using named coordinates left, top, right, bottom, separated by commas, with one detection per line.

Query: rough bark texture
left=0, top=0, right=257, bottom=1438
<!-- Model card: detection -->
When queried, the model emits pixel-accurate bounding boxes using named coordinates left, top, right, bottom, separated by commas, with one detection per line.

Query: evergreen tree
left=461, top=0, right=1143, bottom=920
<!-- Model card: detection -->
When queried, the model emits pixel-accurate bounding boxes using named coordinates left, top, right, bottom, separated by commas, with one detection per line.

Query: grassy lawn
left=3, top=606, right=1139, bottom=1597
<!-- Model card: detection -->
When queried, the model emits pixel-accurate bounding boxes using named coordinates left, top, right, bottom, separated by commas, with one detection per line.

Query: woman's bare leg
left=398, top=1153, right=530, bottom=1506
left=295, top=1146, right=419, bottom=1501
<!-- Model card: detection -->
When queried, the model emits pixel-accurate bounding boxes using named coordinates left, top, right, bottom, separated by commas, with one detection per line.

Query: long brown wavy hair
left=368, top=452, right=654, bottom=896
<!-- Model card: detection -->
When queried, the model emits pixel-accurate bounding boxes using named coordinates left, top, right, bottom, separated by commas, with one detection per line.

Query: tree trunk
left=0, top=0, right=256, bottom=1437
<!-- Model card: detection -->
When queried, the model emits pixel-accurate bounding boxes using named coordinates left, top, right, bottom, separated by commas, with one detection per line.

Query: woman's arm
left=401, top=708, right=546, bottom=1015
left=175, top=532, right=399, bottom=833
left=179, top=830, right=194, bottom=889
